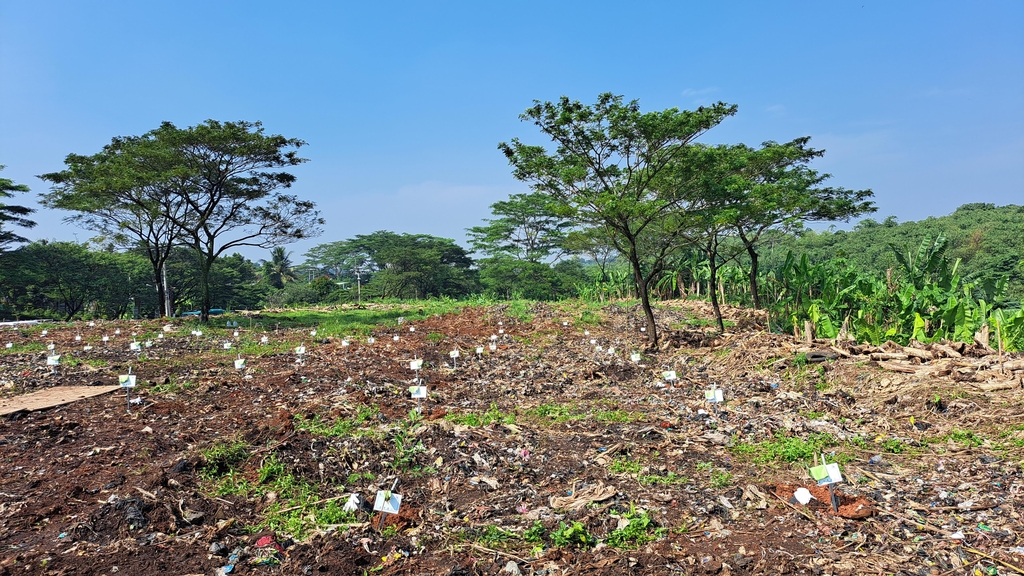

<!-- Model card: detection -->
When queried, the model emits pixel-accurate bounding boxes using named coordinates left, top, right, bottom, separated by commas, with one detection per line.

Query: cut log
left=902, top=347, right=934, bottom=361
left=929, top=343, right=962, bottom=358
left=973, top=378, right=1021, bottom=392
left=871, top=352, right=909, bottom=361
left=876, top=360, right=919, bottom=374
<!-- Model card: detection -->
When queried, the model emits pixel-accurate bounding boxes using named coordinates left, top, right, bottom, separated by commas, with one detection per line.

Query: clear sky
left=2, top=1, right=1022, bottom=262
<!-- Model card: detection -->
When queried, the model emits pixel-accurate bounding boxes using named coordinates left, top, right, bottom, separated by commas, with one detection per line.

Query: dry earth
left=1, top=301, right=1022, bottom=575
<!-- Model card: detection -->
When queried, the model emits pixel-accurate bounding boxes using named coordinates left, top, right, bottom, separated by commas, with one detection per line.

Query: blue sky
left=1, top=0, right=1021, bottom=261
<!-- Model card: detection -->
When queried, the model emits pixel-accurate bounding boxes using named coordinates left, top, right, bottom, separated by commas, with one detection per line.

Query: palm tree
left=263, top=246, right=297, bottom=289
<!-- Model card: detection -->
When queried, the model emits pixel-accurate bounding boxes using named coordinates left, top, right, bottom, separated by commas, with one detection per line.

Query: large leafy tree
left=500, top=93, right=737, bottom=346
left=468, top=191, right=574, bottom=298
left=0, top=166, right=36, bottom=252
left=304, top=232, right=477, bottom=300
left=45, top=120, right=324, bottom=321
left=38, top=137, right=188, bottom=316
left=725, top=138, right=875, bottom=308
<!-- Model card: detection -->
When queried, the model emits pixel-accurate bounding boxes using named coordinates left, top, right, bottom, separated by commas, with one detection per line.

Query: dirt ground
left=1, top=301, right=1022, bottom=575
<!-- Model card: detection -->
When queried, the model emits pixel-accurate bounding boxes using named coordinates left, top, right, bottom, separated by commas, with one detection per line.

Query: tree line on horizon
left=1, top=95, right=1021, bottom=347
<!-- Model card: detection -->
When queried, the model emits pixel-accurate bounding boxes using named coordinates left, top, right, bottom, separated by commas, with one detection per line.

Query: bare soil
left=1, top=301, right=1022, bottom=575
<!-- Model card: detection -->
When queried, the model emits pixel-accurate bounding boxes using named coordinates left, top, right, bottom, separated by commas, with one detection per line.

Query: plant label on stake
left=5, top=343, right=12, bottom=349
left=260, top=335, right=269, bottom=345
left=222, top=342, right=232, bottom=350
left=157, top=333, right=164, bottom=340
left=41, top=330, right=48, bottom=337
left=367, top=337, right=375, bottom=345
left=630, top=352, right=641, bottom=363
left=46, top=354, right=60, bottom=374
left=83, top=345, right=93, bottom=351
left=47, top=343, right=55, bottom=351
left=130, top=341, right=141, bottom=352
left=489, top=343, right=496, bottom=352
left=144, top=340, right=153, bottom=348
left=476, top=346, right=483, bottom=357
left=119, top=370, right=136, bottom=413
left=233, top=331, right=239, bottom=338
left=102, top=336, right=109, bottom=343
left=234, top=355, right=245, bottom=370
left=75, top=334, right=81, bottom=341
left=374, top=479, right=402, bottom=529
left=661, top=371, right=677, bottom=385
left=449, top=349, right=459, bottom=369
left=115, top=329, right=121, bottom=335
left=809, top=454, right=843, bottom=512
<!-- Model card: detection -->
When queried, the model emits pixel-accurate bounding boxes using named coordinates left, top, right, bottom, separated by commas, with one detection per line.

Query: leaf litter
left=0, top=301, right=1021, bottom=575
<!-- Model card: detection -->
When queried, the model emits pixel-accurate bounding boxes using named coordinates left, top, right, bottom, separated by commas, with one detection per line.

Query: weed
left=638, top=472, right=688, bottom=486
left=478, top=524, right=515, bottom=546
left=730, top=432, right=838, bottom=465
left=881, top=437, right=905, bottom=454
left=346, top=471, right=376, bottom=485
left=425, top=332, right=444, bottom=343
left=523, top=521, right=546, bottom=543
left=605, top=506, right=666, bottom=549
left=200, top=440, right=250, bottom=477
left=445, top=403, right=515, bottom=427
left=710, top=470, right=732, bottom=488
left=609, top=457, right=643, bottom=475
left=593, top=410, right=641, bottom=424
left=380, top=525, right=399, bottom=538
left=550, top=521, right=596, bottom=549
left=946, top=429, right=985, bottom=448
left=695, top=461, right=713, bottom=472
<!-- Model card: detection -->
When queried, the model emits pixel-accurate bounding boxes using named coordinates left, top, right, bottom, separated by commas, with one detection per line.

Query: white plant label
left=233, top=331, right=239, bottom=337
left=46, top=355, right=60, bottom=366
left=490, top=334, right=497, bottom=341
left=584, top=330, right=590, bottom=336
left=393, top=335, right=400, bottom=342
left=234, top=358, right=246, bottom=370
left=118, top=374, right=137, bottom=388
left=4, top=343, right=11, bottom=349
left=589, top=339, right=596, bottom=345
left=115, top=329, right=121, bottom=335
left=810, top=462, right=843, bottom=486
left=476, top=346, right=484, bottom=355
left=47, top=343, right=55, bottom=350
left=409, top=385, right=427, bottom=399
left=295, top=346, right=306, bottom=355
left=102, top=336, right=109, bottom=342
left=489, top=343, right=496, bottom=351
left=75, top=335, right=81, bottom=341
left=705, top=389, right=724, bottom=403
left=373, top=490, right=402, bottom=514
left=222, top=342, right=232, bottom=350
left=630, top=351, right=643, bottom=363
left=341, top=339, right=350, bottom=347
left=498, top=321, right=502, bottom=326
left=367, top=337, right=375, bottom=344
left=409, top=326, right=415, bottom=332
left=195, top=331, right=203, bottom=337
left=130, top=342, right=141, bottom=351
left=498, top=329, right=504, bottom=335
left=640, top=327, right=646, bottom=332
left=607, top=347, right=615, bottom=355
left=83, top=345, right=93, bottom=351
left=563, top=321, right=568, bottom=326
left=662, top=370, right=677, bottom=382
left=310, top=330, right=317, bottom=337
left=409, top=359, right=423, bottom=370
left=260, top=336, right=269, bottom=344
left=144, top=341, right=153, bottom=347
left=595, top=345, right=603, bottom=352
left=89, top=322, right=95, bottom=327
left=449, top=350, right=460, bottom=358
left=157, top=333, right=164, bottom=339
left=41, top=330, right=48, bottom=336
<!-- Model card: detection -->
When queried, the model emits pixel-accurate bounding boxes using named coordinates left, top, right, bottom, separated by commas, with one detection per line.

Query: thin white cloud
left=765, top=104, right=786, bottom=115
left=681, top=87, right=719, bottom=97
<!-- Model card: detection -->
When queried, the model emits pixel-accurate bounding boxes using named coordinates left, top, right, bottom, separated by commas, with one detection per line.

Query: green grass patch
left=730, top=432, right=839, bottom=465
left=445, top=403, right=515, bottom=427
left=609, top=456, right=643, bottom=475
left=593, top=409, right=642, bottom=424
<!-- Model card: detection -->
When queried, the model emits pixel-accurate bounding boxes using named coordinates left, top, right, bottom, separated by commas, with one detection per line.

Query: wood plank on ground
left=0, top=386, right=121, bottom=416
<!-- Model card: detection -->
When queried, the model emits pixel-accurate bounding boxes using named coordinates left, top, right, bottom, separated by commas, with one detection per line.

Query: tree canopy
left=0, top=166, right=36, bottom=251
left=500, top=93, right=737, bottom=345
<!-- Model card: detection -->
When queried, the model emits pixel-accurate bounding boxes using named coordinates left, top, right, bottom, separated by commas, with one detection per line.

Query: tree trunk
left=199, top=257, right=213, bottom=323
left=628, top=249, right=658, bottom=347
left=707, top=246, right=725, bottom=333
left=745, top=243, right=762, bottom=309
